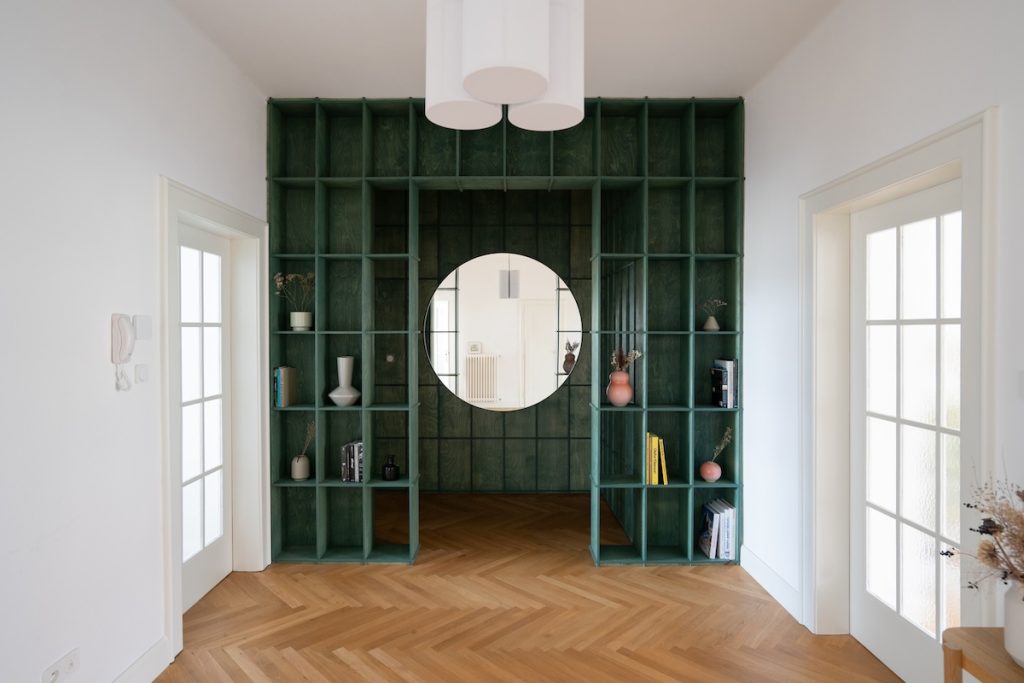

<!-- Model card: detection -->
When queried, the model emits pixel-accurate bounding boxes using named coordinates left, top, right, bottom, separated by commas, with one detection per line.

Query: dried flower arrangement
left=610, top=349, right=642, bottom=372
left=943, top=480, right=1024, bottom=592
left=565, top=339, right=581, bottom=354
left=710, top=427, right=733, bottom=462
left=274, top=272, right=315, bottom=312
left=300, top=421, right=316, bottom=457
left=700, top=298, right=728, bottom=319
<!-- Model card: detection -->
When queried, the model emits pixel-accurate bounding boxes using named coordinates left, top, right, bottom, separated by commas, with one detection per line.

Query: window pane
left=941, top=212, right=962, bottom=319
left=204, top=327, right=222, bottom=397
left=204, top=399, right=223, bottom=470
left=203, top=252, right=222, bottom=324
left=943, top=547, right=961, bottom=630
left=867, top=326, right=897, bottom=416
left=182, top=403, right=202, bottom=482
left=902, top=325, right=936, bottom=425
left=182, top=479, right=203, bottom=562
left=204, top=470, right=223, bottom=545
left=867, top=418, right=897, bottom=511
left=901, top=218, right=937, bottom=319
left=181, top=328, right=202, bottom=403
left=942, top=435, right=961, bottom=543
left=867, top=228, right=897, bottom=320
left=901, top=523, right=937, bottom=636
left=867, top=508, right=896, bottom=609
left=180, top=247, right=202, bottom=324
left=901, top=424, right=937, bottom=531
left=941, top=325, right=961, bottom=430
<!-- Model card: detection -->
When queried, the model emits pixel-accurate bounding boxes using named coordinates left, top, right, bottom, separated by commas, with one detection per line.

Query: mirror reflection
left=424, top=253, right=583, bottom=411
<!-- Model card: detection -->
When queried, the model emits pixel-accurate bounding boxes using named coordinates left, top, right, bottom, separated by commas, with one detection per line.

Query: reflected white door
left=850, top=180, right=963, bottom=682
left=179, top=226, right=232, bottom=609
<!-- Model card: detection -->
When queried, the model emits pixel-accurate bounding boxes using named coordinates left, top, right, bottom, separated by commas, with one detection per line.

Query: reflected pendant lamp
left=461, top=0, right=550, bottom=104
left=508, top=0, right=584, bottom=131
left=425, top=0, right=502, bottom=130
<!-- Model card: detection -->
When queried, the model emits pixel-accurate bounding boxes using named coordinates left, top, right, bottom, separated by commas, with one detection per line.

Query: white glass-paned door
left=851, top=180, right=963, bottom=683
left=179, top=227, right=232, bottom=610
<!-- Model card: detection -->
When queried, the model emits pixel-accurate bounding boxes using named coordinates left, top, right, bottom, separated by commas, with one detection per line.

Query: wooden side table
left=943, top=627, right=1024, bottom=683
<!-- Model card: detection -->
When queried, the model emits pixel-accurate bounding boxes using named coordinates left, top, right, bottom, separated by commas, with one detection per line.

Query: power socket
left=42, top=648, right=79, bottom=682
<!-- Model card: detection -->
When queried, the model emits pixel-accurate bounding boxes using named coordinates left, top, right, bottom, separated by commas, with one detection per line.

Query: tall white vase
left=1006, top=583, right=1024, bottom=667
left=328, top=356, right=361, bottom=406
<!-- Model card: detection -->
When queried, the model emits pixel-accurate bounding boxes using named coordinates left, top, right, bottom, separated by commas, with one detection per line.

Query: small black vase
left=382, top=456, right=400, bottom=481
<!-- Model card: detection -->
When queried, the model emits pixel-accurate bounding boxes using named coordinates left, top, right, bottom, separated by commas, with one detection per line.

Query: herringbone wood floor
left=159, top=494, right=898, bottom=682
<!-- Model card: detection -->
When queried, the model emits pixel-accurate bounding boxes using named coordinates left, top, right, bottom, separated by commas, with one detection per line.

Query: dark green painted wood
left=268, top=97, right=743, bottom=566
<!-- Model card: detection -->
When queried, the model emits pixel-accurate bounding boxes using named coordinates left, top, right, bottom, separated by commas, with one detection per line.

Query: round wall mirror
left=424, top=253, right=583, bottom=411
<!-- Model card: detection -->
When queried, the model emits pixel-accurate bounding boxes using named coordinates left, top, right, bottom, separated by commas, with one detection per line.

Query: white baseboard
left=114, top=637, right=172, bottom=683
left=741, top=544, right=804, bottom=624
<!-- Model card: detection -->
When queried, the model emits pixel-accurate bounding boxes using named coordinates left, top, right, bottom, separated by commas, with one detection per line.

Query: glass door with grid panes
left=850, top=179, right=962, bottom=683
left=179, top=226, right=232, bottom=610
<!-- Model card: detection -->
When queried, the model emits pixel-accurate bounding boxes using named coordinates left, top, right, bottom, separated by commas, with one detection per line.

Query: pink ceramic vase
left=606, top=371, right=633, bottom=407
left=699, top=461, right=722, bottom=483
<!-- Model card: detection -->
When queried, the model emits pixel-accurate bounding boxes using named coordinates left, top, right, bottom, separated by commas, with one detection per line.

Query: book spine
left=659, top=437, right=668, bottom=485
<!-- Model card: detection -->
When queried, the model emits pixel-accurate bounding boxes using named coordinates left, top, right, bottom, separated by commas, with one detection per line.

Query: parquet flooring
left=159, top=494, right=898, bottom=682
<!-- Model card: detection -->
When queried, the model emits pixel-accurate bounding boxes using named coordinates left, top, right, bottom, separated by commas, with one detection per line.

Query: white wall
left=0, top=2, right=265, bottom=681
left=742, top=0, right=1024, bottom=621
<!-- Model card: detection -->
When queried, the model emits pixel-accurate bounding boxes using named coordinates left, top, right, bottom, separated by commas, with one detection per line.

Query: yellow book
left=659, top=437, right=669, bottom=485
left=645, top=432, right=652, bottom=484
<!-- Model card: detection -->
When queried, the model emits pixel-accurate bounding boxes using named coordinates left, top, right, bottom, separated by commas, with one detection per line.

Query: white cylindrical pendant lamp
left=461, top=0, right=550, bottom=104
left=508, top=0, right=584, bottom=131
left=426, top=0, right=502, bottom=130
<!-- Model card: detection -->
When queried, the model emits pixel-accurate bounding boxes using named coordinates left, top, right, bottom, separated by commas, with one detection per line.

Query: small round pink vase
left=699, top=461, right=722, bottom=483
left=606, top=371, right=633, bottom=407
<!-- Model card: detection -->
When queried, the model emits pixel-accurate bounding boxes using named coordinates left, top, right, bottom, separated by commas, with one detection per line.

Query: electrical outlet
left=42, top=649, right=79, bottom=683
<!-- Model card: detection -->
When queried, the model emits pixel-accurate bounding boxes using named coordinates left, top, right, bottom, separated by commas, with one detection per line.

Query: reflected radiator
left=465, top=354, right=498, bottom=402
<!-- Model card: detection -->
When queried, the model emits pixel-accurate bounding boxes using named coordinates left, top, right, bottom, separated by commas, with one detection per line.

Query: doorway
left=161, top=178, right=268, bottom=656
left=798, top=112, right=996, bottom=679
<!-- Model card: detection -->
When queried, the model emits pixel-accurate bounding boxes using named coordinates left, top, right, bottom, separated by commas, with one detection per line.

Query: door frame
left=160, top=178, right=269, bottom=655
left=796, top=110, right=999, bottom=634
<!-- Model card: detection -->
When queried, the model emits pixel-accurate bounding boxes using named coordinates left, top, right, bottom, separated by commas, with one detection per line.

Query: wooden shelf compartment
left=694, top=100, right=743, bottom=179
left=269, top=100, right=317, bottom=179
left=367, top=100, right=410, bottom=177
left=600, top=100, right=645, bottom=177
left=646, top=333, right=692, bottom=409
left=413, top=101, right=457, bottom=177
left=695, top=179, right=742, bottom=255
left=320, top=100, right=364, bottom=178
left=647, top=100, right=694, bottom=178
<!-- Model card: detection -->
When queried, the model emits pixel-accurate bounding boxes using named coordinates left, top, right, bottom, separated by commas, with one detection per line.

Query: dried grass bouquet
left=610, top=349, right=642, bottom=372
left=274, top=272, right=315, bottom=312
left=944, top=480, right=1024, bottom=591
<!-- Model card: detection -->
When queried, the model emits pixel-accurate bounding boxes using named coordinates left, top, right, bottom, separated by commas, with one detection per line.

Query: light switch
left=135, top=364, right=149, bottom=383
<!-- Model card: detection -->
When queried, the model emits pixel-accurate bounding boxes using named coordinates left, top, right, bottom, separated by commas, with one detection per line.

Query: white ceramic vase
left=291, top=453, right=310, bottom=481
left=1006, top=583, right=1024, bottom=667
left=703, top=315, right=721, bottom=331
left=329, top=356, right=361, bottom=407
left=290, top=311, right=313, bottom=331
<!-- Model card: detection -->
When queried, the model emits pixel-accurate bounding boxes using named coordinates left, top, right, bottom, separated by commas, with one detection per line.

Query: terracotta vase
left=1006, top=583, right=1024, bottom=667
left=699, top=461, right=722, bottom=483
left=606, top=371, right=633, bottom=407
left=563, top=352, right=576, bottom=374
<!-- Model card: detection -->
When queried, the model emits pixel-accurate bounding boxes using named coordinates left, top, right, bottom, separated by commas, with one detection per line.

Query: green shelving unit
left=268, top=97, right=743, bottom=566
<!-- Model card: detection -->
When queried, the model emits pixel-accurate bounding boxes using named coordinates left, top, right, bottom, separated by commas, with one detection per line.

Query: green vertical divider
left=314, top=102, right=327, bottom=559
left=685, top=99, right=697, bottom=562
left=639, top=100, right=650, bottom=564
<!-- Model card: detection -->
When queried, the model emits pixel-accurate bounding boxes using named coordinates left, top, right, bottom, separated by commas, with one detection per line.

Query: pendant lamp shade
left=426, top=0, right=502, bottom=130
left=461, top=0, right=550, bottom=105
left=508, top=0, right=584, bottom=131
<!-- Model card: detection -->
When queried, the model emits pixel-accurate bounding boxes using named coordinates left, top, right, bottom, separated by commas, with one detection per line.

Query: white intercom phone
left=112, top=313, right=135, bottom=390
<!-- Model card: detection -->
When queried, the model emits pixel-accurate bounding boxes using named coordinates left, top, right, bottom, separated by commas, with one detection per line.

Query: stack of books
left=340, top=441, right=365, bottom=482
left=711, top=359, right=738, bottom=409
left=698, top=498, right=736, bottom=560
left=645, top=432, right=669, bottom=485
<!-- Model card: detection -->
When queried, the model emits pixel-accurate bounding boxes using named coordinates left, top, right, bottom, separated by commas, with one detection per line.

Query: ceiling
left=171, top=0, right=838, bottom=98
